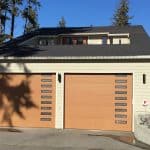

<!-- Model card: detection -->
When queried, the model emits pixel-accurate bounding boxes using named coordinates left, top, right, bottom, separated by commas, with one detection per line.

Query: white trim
left=132, top=73, right=135, bottom=132
left=1, top=55, right=150, bottom=60
left=59, top=32, right=109, bottom=36
left=109, top=33, right=130, bottom=37
left=55, top=72, right=64, bottom=129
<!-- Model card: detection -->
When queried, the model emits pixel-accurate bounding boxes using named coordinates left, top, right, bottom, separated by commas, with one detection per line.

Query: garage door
left=0, top=74, right=56, bottom=128
left=65, top=74, right=132, bottom=131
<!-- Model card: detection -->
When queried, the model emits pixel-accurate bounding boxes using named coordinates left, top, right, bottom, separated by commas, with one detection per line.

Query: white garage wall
left=1, top=62, right=150, bottom=131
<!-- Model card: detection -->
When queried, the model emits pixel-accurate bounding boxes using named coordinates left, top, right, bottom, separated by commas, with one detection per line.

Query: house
left=0, top=25, right=150, bottom=132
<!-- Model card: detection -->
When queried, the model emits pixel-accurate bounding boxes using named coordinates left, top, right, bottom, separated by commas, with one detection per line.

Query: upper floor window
left=62, top=37, right=87, bottom=45
left=110, top=38, right=113, bottom=45
left=119, top=39, right=122, bottom=45
left=38, top=38, right=57, bottom=46
left=49, top=39, right=55, bottom=45
left=63, top=37, right=72, bottom=45
left=102, top=37, right=107, bottom=45
left=112, top=38, right=130, bottom=45
left=38, top=39, right=48, bottom=46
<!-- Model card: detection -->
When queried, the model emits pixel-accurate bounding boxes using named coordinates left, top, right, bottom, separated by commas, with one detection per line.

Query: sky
left=14, top=0, right=150, bottom=37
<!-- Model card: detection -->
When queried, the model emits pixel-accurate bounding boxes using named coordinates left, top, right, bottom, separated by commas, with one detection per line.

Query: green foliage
left=58, top=17, right=66, bottom=28
left=0, top=34, right=11, bottom=44
left=0, top=0, right=10, bottom=33
left=9, top=0, right=23, bottom=37
left=112, top=0, right=132, bottom=26
left=0, top=0, right=41, bottom=44
left=22, top=0, right=41, bottom=34
left=0, top=0, right=11, bottom=43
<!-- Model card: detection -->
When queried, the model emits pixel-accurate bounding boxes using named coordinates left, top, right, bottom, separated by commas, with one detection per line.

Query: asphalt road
left=0, top=128, right=148, bottom=150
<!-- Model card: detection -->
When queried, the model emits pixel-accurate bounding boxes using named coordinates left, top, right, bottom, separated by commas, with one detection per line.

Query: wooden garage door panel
left=0, top=74, right=56, bottom=128
left=65, top=74, right=132, bottom=131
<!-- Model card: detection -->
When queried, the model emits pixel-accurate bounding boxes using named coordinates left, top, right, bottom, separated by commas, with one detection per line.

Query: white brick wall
left=1, top=62, right=150, bottom=131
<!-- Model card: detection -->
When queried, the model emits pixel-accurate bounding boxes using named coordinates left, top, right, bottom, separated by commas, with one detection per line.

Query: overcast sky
left=13, top=0, right=150, bottom=36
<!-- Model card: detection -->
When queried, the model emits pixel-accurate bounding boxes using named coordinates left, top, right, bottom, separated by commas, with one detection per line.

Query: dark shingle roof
left=0, top=25, right=150, bottom=59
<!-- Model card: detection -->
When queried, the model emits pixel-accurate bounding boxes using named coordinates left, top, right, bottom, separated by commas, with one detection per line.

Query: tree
left=9, top=0, right=22, bottom=37
left=0, top=0, right=41, bottom=43
left=58, top=17, right=66, bottom=28
left=22, top=0, right=41, bottom=34
left=0, top=0, right=11, bottom=43
left=0, top=0, right=8, bottom=34
left=112, top=0, right=132, bottom=26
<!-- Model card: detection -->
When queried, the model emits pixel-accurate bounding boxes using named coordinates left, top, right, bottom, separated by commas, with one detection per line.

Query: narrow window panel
left=41, top=112, right=52, bottom=115
left=41, top=84, right=52, bottom=88
left=115, top=91, right=127, bottom=94
left=41, top=95, right=52, bottom=99
left=115, top=74, right=128, bottom=77
left=115, top=97, right=127, bottom=100
left=40, top=118, right=51, bottom=121
left=41, top=101, right=52, bottom=104
left=41, top=79, right=52, bottom=82
left=41, top=107, right=52, bottom=110
left=115, top=114, right=127, bottom=118
left=115, top=120, right=127, bottom=124
left=41, top=90, right=52, bottom=93
left=115, top=103, right=127, bottom=106
left=115, top=85, right=127, bottom=89
left=115, top=109, right=127, bottom=112
left=115, top=80, right=127, bottom=83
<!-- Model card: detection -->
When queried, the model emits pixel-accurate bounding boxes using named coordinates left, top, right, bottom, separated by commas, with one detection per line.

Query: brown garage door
left=0, top=74, right=56, bottom=128
left=65, top=74, right=132, bottom=131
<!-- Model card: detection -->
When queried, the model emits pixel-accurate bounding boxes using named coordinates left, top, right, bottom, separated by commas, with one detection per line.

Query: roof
left=0, top=25, right=150, bottom=60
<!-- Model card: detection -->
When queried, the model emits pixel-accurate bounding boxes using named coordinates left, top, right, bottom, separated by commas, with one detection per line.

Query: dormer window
left=119, top=39, right=122, bottom=45
left=77, top=37, right=88, bottom=45
left=63, top=37, right=72, bottom=45
left=102, top=37, right=108, bottom=45
left=109, top=33, right=130, bottom=45
left=49, top=38, right=56, bottom=45
left=38, top=39, right=48, bottom=46
left=62, top=37, right=88, bottom=45
left=110, top=37, right=113, bottom=45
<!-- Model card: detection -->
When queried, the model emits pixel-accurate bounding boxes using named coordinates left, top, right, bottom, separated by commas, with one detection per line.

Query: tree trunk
left=10, top=0, right=15, bottom=38
left=0, top=19, right=2, bottom=35
left=23, top=18, right=28, bottom=34
left=0, top=8, right=2, bottom=34
left=3, top=11, right=7, bottom=33
left=10, top=14, right=15, bottom=37
left=23, top=0, right=31, bottom=34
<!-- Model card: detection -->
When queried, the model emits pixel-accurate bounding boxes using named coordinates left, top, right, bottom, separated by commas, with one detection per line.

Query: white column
left=55, top=72, right=64, bottom=129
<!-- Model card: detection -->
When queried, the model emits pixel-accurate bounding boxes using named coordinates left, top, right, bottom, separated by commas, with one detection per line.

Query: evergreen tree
left=9, top=0, right=22, bottom=37
left=22, top=0, right=40, bottom=34
left=0, top=0, right=41, bottom=43
left=0, top=0, right=10, bottom=43
left=112, top=0, right=132, bottom=26
left=58, top=17, right=66, bottom=28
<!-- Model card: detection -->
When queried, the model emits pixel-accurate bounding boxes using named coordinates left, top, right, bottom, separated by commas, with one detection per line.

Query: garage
left=65, top=74, right=132, bottom=131
left=0, top=74, right=56, bottom=128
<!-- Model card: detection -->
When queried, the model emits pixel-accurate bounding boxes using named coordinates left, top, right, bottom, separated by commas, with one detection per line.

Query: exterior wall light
left=58, top=73, right=61, bottom=83
left=143, top=74, right=146, bottom=84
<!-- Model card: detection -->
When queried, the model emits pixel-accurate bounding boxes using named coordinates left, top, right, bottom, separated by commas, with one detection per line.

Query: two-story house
left=0, top=25, right=150, bottom=132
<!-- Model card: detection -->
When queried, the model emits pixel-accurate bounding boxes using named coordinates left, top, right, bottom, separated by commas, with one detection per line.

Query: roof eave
left=1, top=55, right=150, bottom=60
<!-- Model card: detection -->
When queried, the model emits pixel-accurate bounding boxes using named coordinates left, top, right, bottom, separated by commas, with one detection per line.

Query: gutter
left=1, top=55, right=150, bottom=60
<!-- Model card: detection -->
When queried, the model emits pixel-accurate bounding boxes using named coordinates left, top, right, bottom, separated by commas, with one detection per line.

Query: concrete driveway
left=0, top=128, right=149, bottom=150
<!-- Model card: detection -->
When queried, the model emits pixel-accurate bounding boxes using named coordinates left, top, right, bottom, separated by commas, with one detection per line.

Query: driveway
left=0, top=128, right=149, bottom=150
